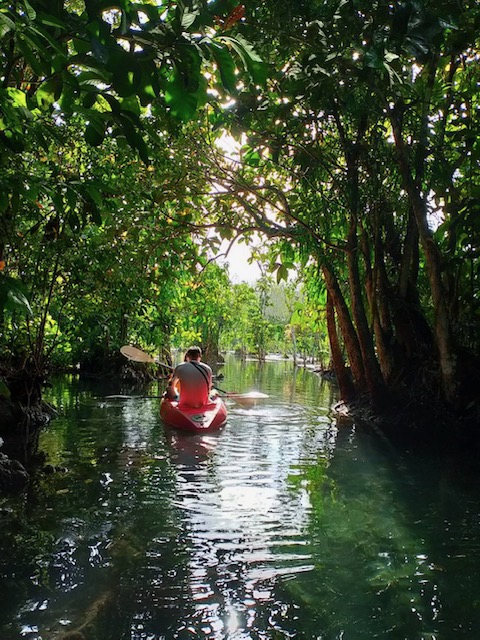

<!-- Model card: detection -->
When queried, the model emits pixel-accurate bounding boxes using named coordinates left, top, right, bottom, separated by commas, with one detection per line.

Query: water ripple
left=9, top=363, right=478, bottom=639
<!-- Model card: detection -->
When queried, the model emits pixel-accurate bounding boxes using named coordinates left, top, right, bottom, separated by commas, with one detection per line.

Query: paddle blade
left=226, top=391, right=269, bottom=409
left=227, top=391, right=269, bottom=399
left=120, top=345, right=155, bottom=363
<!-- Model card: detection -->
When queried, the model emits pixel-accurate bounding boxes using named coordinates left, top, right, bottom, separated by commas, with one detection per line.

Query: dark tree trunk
left=326, top=290, right=355, bottom=400
left=322, top=263, right=367, bottom=393
left=361, top=227, right=396, bottom=382
left=346, top=226, right=386, bottom=404
left=391, top=110, right=459, bottom=405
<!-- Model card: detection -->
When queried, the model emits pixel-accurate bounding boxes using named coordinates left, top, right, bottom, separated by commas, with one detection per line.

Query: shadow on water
left=0, top=357, right=480, bottom=638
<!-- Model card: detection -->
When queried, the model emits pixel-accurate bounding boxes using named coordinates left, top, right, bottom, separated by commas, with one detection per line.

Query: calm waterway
left=1, top=356, right=480, bottom=639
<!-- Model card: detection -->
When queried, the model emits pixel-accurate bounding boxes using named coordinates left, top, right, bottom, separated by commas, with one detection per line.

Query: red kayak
left=160, top=396, right=228, bottom=432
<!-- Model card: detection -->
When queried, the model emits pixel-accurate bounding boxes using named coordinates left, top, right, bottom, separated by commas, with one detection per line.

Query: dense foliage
left=0, top=0, right=272, bottom=379
left=195, top=0, right=480, bottom=412
left=2, top=0, right=480, bottom=421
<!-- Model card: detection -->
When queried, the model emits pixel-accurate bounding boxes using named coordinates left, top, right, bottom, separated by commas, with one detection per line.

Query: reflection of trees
left=1, top=387, right=178, bottom=638
left=220, top=355, right=330, bottom=401
left=2, top=362, right=359, bottom=639
left=281, top=427, right=458, bottom=639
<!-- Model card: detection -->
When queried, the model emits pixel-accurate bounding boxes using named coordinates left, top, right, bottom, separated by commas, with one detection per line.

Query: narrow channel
left=1, top=357, right=479, bottom=639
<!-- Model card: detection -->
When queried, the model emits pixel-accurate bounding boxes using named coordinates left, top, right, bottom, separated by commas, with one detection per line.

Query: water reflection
left=159, top=419, right=319, bottom=639
left=1, top=359, right=480, bottom=639
left=166, top=430, right=220, bottom=468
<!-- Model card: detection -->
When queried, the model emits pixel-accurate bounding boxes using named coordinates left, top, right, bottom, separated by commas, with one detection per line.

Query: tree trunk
left=291, top=325, right=297, bottom=366
left=391, top=111, right=459, bottom=405
left=322, top=263, right=367, bottom=393
left=333, top=105, right=386, bottom=403
left=360, top=226, right=396, bottom=382
left=120, top=308, right=128, bottom=345
left=346, top=221, right=386, bottom=403
left=399, top=208, right=420, bottom=299
left=382, top=205, right=434, bottom=363
left=326, top=290, right=355, bottom=400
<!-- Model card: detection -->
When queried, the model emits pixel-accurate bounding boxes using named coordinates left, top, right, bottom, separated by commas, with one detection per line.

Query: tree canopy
left=193, top=0, right=480, bottom=411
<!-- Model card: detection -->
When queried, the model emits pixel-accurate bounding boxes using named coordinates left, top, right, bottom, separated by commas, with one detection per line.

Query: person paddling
left=166, top=346, right=213, bottom=408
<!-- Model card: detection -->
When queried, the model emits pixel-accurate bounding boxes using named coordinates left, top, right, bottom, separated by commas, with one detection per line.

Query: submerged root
left=58, top=590, right=117, bottom=640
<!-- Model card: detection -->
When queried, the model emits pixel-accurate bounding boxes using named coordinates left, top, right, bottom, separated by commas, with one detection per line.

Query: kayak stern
left=160, top=396, right=227, bottom=432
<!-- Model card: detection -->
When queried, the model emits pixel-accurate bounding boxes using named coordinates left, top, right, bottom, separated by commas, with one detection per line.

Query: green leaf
left=120, top=95, right=141, bottom=117
left=135, top=63, right=158, bottom=105
left=69, top=56, right=112, bottom=82
left=276, top=264, right=289, bottom=283
left=65, top=186, right=78, bottom=211
left=217, top=34, right=267, bottom=85
left=211, top=43, right=237, bottom=93
left=21, top=0, right=37, bottom=21
left=138, top=79, right=156, bottom=105
left=165, top=69, right=198, bottom=121
left=181, top=6, right=200, bottom=29
left=119, top=114, right=149, bottom=163
left=17, top=35, right=51, bottom=76
left=71, top=38, right=91, bottom=55
left=243, top=147, right=261, bottom=167
left=0, top=380, right=11, bottom=400
left=85, top=184, right=103, bottom=207
left=89, top=203, right=102, bottom=225
left=112, top=67, right=136, bottom=97
left=63, top=78, right=83, bottom=108
left=135, top=4, right=161, bottom=23
left=82, top=91, right=98, bottom=108
left=0, top=12, right=15, bottom=39
left=92, top=36, right=110, bottom=64
left=36, top=11, right=67, bottom=30
left=219, top=227, right=234, bottom=240
left=384, top=50, right=399, bottom=63
left=176, top=43, right=202, bottom=93
left=0, top=276, right=33, bottom=317
left=30, top=24, right=68, bottom=58
left=365, top=46, right=384, bottom=70
left=102, top=93, right=121, bottom=114
left=36, top=78, right=61, bottom=109
left=6, top=88, right=27, bottom=109
left=85, top=115, right=107, bottom=146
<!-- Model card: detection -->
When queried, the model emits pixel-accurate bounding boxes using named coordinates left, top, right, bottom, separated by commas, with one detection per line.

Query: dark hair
left=185, top=346, right=202, bottom=359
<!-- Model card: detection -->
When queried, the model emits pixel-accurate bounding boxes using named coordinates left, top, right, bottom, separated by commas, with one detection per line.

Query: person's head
left=185, top=346, right=202, bottom=361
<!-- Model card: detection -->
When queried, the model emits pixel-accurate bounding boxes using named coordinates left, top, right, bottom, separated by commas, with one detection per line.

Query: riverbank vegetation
left=1, top=0, right=480, bottom=460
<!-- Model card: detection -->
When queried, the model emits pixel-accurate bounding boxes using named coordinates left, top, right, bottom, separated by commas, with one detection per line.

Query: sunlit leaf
left=36, top=78, right=61, bottom=108
left=181, top=6, right=200, bottom=29
left=0, top=12, right=15, bottom=38
left=218, top=34, right=267, bottom=85
left=276, top=264, right=289, bottom=283
left=0, top=276, right=33, bottom=316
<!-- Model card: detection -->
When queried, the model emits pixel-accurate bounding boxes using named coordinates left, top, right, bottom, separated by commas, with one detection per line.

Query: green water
left=1, top=357, right=480, bottom=639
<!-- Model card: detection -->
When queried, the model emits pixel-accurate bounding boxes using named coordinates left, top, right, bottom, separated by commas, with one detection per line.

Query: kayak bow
left=160, top=396, right=227, bottom=432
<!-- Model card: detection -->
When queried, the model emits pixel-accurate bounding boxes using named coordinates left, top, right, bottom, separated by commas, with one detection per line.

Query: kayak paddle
left=120, top=345, right=172, bottom=368
left=120, top=345, right=269, bottom=401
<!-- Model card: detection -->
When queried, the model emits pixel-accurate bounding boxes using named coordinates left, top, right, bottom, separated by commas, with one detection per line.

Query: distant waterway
left=1, top=356, right=480, bottom=639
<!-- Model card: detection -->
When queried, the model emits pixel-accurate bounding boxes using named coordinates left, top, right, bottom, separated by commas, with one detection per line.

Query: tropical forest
left=1, top=0, right=480, bottom=638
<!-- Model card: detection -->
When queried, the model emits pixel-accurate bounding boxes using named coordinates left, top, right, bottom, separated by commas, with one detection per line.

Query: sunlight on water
left=1, top=359, right=480, bottom=639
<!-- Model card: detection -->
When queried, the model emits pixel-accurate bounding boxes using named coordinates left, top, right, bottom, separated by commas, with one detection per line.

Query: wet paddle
left=120, top=345, right=171, bottom=367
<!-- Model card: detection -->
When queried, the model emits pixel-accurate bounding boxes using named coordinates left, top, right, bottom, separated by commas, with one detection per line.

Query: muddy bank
left=0, top=396, right=56, bottom=494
